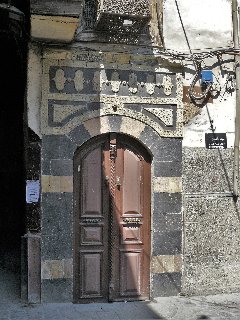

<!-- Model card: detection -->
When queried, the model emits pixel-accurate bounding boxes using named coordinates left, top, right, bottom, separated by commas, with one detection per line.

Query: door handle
left=116, top=176, right=121, bottom=187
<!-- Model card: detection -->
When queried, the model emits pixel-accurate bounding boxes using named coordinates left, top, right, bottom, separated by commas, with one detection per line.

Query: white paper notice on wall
left=26, top=180, right=40, bottom=203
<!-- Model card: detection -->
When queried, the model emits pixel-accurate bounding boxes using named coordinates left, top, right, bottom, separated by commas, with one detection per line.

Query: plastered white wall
left=163, top=0, right=232, bottom=51
left=163, top=0, right=236, bottom=148
left=27, top=45, right=42, bottom=138
left=183, top=57, right=236, bottom=148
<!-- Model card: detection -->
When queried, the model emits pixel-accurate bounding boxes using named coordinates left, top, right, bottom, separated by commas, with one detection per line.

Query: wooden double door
left=74, top=134, right=151, bottom=303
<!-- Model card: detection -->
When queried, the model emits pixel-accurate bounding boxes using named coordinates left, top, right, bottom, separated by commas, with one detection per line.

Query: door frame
left=73, top=133, right=152, bottom=303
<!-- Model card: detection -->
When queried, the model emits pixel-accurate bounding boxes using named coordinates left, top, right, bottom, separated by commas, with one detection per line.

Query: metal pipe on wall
left=232, top=0, right=240, bottom=199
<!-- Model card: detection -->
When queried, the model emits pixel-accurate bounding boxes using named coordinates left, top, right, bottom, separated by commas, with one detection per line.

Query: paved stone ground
left=0, top=268, right=20, bottom=303
left=1, top=293, right=240, bottom=319
left=1, top=269, right=240, bottom=319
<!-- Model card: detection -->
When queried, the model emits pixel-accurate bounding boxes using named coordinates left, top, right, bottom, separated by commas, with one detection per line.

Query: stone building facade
left=23, top=0, right=186, bottom=303
left=3, top=0, right=240, bottom=304
left=25, top=45, right=184, bottom=301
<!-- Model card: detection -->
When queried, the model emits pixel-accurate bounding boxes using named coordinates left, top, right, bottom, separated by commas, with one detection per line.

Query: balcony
left=95, top=0, right=151, bottom=34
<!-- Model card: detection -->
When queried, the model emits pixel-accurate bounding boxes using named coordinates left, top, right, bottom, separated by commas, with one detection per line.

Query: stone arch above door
left=41, top=119, right=183, bottom=301
left=68, top=115, right=160, bottom=154
left=42, top=98, right=182, bottom=138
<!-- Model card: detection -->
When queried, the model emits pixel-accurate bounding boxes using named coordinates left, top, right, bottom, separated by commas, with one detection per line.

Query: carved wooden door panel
left=106, top=135, right=151, bottom=301
left=74, top=134, right=151, bottom=303
left=74, top=137, right=110, bottom=303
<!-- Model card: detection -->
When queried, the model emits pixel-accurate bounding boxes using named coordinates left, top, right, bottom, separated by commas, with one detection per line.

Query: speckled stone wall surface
left=39, top=48, right=183, bottom=302
left=182, top=147, right=240, bottom=295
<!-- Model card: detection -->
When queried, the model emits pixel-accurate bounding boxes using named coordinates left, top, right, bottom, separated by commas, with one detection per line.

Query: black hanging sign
left=205, top=133, right=227, bottom=149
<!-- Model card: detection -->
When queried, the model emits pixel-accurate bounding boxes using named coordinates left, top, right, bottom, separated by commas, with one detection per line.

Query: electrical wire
left=188, top=61, right=212, bottom=102
left=171, top=0, right=230, bottom=103
left=21, top=0, right=240, bottom=103
left=174, top=0, right=207, bottom=102
left=154, top=47, right=240, bottom=61
left=174, top=0, right=192, bottom=54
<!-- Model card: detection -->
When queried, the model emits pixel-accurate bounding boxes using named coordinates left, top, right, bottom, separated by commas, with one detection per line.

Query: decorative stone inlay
left=93, top=71, right=102, bottom=92
left=146, top=74, right=155, bottom=95
left=53, top=104, right=83, bottom=123
left=153, top=177, right=182, bottom=193
left=162, top=75, right=174, bottom=96
left=43, top=98, right=182, bottom=137
left=73, top=70, right=84, bottom=92
left=49, top=66, right=177, bottom=97
left=143, top=107, right=173, bottom=126
left=128, top=72, right=138, bottom=94
left=111, top=71, right=121, bottom=93
left=53, top=69, right=66, bottom=91
left=151, top=255, right=182, bottom=274
left=42, top=51, right=183, bottom=138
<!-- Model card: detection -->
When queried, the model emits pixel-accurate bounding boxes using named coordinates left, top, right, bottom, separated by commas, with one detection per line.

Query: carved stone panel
left=49, top=66, right=177, bottom=98
left=42, top=50, right=183, bottom=138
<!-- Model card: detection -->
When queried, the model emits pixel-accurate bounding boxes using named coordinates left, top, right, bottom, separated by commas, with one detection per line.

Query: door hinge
left=116, top=176, right=121, bottom=188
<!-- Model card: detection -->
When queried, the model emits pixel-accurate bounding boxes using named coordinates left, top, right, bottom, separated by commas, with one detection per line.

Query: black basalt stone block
left=68, top=125, right=91, bottom=147
left=41, top=233, right=73, bottom=260
left=50, top=159, right=73, bottom=176
left=41, top=193, right=73, bottom=237
left=42, top=279, right=72, bottom=303
left=154, top=193, right=182, bottom=215
left=152, top=230, right=182, bottom=255
left=42, top=135, right=75, bottom=161
left=152, top=214, right=182, bottom=255
left=152, top=272, right=181, bottom=297
left=139, top=126, right=161, bottom=149
left=152, top=138, right=182, bottom=162
left=154, top=161, right=182, bottom=177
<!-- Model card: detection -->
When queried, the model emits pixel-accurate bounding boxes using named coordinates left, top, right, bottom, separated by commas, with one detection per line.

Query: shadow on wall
left=0, top=10, right=26, bottom=282
left=205, top=105, right=240, bottom=223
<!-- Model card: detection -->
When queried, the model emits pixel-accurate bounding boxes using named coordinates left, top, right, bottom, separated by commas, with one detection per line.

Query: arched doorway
left=73, top=133, right=151, bottom=303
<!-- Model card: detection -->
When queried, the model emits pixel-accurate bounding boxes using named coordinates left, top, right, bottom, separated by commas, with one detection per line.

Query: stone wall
left=38, top=47, right=184, bottom=302
left=182, top=147, right=240, bottom=295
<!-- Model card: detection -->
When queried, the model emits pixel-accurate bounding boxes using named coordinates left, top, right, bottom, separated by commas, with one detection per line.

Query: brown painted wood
left=74, top=134, right=151, bottom=303
left=110, top=135, right=151, bottom=301
left=74, top=136, right=109, bottom=303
